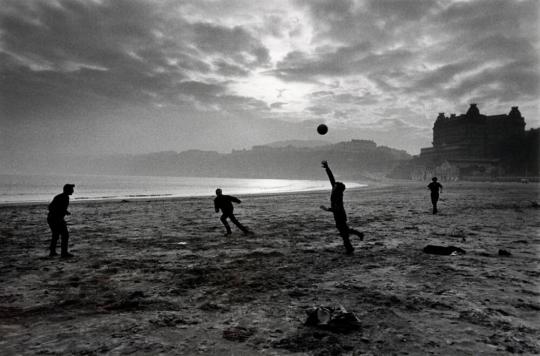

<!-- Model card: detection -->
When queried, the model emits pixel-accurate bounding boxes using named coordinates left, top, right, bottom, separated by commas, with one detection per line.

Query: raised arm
left=321, top=160, right=336, bottom=188
left=230, top=196, right=242, bottom=204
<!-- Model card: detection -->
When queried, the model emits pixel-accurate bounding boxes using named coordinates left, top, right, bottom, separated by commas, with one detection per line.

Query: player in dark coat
left=320, top=161, right=364, bottom=254
left=214, top=188, right=251, bottom=236
left=47, top=184, right=75, bottom=258
left=427, top=177, right=443, bottom=214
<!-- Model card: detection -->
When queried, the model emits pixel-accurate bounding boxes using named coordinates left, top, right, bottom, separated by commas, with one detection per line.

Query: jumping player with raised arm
left=320, top=160, right=364, bottom=255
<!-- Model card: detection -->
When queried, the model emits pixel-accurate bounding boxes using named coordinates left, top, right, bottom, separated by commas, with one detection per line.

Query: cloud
left=190, top=23, right=270, bottom=67
left=446, top=59, right=540, bottom=103
left=0, top=0, right=273, bottom=119
left=213, top=59, right=250, bottom=77
left=270, top=102, right=287, bottom=109
left=177, top=81, right=225, bottom=98
left=270, top=42, right=377, bottom=81
left=306, top=105, right=333, bottom=116
left=365, top=0, right=440, bottom=22
left=435, top=0, right=538, bottom=36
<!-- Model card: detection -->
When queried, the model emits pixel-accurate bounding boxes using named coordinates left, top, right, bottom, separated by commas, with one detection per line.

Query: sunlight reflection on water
left=0, top=174, right=365, bottom=204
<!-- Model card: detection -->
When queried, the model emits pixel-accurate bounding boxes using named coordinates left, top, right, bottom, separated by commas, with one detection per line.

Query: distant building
left=333, top=139, right=377, bottom=151
left=419, top=104, right=525, bottom=162
left=389, top=104, right=539, bottom=181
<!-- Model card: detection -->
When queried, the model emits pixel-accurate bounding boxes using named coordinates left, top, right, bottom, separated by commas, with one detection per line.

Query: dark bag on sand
left=423, top=245, right=466, bottom=256
left=305, top=305, right=361, bottom=333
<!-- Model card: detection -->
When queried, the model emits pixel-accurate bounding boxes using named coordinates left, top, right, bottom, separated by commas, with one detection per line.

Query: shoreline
left=0, top=180, right=369, bottom=208
left=1, top=178, right=537, bottom=208
left=0, top=186, right=360, bottom=208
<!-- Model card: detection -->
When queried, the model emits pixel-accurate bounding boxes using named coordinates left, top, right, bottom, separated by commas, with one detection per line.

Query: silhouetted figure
left=47, top=184, right=75, bottom=258
left=214, top=188, right=251, bottom=236
left=427, top=177, right=443, bottom=214
left=320, top=161, right=364, bottom=254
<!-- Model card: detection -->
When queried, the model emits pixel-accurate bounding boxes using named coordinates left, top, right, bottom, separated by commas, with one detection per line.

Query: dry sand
left=0, top=181, right=539, bottom=355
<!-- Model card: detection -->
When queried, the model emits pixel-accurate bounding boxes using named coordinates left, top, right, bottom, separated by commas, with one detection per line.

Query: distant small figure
left=214, top=188, right=251, bottom=236
left=47, top=184, right=75, bottom=258
left=320, top=160, right=364, bottom=255
left=427, top=177, right=443, bottom=214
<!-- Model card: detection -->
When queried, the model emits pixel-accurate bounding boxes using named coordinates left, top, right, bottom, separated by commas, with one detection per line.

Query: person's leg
left=59, top=222, right=70, bottom=257
left=337, top=224, right=354, bottom=254
left=49, top=228, right=60, bottom=256
left=220, top=214, right=232, bottom=235
left=229, top=213, right=249, bottom=234
left=431, top=194, right=438, bottom=214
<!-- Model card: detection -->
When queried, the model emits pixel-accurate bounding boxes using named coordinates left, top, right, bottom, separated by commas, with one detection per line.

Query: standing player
left=47, top=184, right=75, bottom=258
left=320, top=161, right=364, bottom=254
left=427, top=177, right=443, bottom=214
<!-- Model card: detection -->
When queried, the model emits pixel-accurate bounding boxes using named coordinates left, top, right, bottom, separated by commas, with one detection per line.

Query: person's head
left=215, top=188, right=222, bottom=196
left=432, top=177, right=438, bottom=182
left=63, top=184, right=75, bottom=195
left=335, top=181, right=346, bottom=193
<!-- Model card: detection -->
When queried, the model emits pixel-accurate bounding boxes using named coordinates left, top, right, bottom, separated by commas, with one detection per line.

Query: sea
left=0, top=173, right=364, bottom=204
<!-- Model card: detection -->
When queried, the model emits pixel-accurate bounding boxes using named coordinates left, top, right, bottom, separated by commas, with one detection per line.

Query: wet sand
left=0, top=181, right=539, bottom=355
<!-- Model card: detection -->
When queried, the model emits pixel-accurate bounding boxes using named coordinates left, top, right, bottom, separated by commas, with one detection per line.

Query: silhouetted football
left=317, top=124, right=328, bottom=135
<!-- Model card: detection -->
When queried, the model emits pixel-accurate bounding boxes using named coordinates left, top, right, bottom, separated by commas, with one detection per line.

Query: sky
left=1, top=0, right=539, bottom=169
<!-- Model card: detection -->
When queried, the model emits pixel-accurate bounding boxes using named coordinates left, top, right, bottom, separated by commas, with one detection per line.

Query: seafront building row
left=391, top=104, right=539, bottom=181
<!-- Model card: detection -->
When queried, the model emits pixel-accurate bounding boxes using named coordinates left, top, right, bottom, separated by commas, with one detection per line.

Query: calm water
left=0, top=174, right=364, bottom=204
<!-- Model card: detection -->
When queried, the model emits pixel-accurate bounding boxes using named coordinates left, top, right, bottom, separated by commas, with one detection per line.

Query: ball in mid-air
left=317, top=124, right=328, bottom=135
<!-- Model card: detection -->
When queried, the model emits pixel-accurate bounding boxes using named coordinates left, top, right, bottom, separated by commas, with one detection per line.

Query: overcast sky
left=1, top=0, right=538, bottom=168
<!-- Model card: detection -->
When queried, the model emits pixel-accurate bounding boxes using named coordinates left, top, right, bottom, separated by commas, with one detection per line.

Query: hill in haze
left=65, top=139, right=411, bottom=181
left=260, top=139, right=332, bottom=149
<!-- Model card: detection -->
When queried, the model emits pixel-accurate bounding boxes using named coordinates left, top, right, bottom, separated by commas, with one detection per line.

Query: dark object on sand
left=222, top=326, right=256, bottom=342
left=305, top=305, right=361, bottom=333
left=498, top=249, right=512, bottom=257
left=423, top=245, right=466, bottom=256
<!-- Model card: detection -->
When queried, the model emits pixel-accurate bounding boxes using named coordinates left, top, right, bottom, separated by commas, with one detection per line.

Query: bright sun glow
left=229, top=72, right=315, bottom=112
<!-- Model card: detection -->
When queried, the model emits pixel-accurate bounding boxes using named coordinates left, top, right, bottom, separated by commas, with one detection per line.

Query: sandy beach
left=0, top=181, right=539, bottom=355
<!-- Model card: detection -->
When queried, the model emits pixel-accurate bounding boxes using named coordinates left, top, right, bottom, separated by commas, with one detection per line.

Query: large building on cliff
left=419, top=104, right=525, bottom=162
left=390, top=104, right=539, bottom=180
